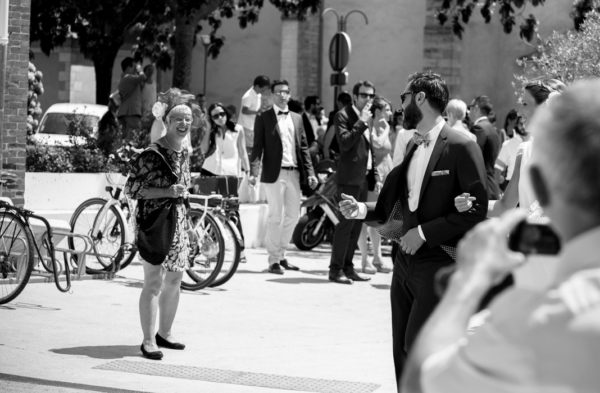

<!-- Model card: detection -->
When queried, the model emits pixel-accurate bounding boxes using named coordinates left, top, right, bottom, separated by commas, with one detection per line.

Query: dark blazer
left=250, top=108, right=315, bottom=191
left=365, top=124, right=488, bottom=251
left=301, top=112, right=316, bottom=146
left=334, top=105, right=375, bottom=186
left=471, top=118, right=501, bottom=199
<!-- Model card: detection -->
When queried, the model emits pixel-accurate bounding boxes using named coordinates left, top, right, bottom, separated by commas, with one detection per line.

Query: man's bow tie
left=277, top=110, right=289, bottom=116
left=412, top=133, right=431, bottom=147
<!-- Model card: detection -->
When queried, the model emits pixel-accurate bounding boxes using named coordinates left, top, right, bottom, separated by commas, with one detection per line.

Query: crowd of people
left=110, top=56, right=600, bottom=392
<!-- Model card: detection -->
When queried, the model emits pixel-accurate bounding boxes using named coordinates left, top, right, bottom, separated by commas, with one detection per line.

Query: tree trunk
left=172, top=10, right=200, bottom=90
left=93, top=46, right=120, bottom=105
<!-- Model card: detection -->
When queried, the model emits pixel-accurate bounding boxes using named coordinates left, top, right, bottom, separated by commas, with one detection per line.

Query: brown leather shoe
left=345, top=270, right=371, bottom=282
left=328, top=271, right=353, bottom=285
left=280, top=259, right=299, bottom=271
left=268, top=263, right=284, bottom=275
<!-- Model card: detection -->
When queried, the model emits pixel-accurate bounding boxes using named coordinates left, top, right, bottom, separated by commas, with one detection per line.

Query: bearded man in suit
left=339, top=72, right=488, bottom=389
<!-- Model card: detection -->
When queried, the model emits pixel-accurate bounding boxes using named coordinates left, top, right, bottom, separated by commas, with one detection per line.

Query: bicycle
left=0, top=175, right=102, bottom=305
left=69, top=173, right=137, bottom=274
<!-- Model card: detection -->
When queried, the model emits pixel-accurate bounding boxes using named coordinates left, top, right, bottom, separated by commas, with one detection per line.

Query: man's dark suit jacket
left=334, top=105, right=377, bottom=186
left=365, top=124, right=488, bottom=252
left=250, top=108, right=315, bottom=193
left=471, top=118, right=501, bottom=200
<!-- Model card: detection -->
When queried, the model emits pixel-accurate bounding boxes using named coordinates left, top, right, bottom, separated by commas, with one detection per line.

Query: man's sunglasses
left=358, top=93, right=375, bottom=99
left=211, top=112, right=227, bottom=120
left=400, top=91, right=413, bottom=104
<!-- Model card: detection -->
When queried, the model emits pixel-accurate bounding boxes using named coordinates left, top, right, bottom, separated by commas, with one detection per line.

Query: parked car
left=31, top=103, right=108, bottom=146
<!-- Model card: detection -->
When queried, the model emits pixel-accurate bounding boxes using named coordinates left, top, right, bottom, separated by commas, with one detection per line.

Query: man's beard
left=403, top=99, right=423, bottom=130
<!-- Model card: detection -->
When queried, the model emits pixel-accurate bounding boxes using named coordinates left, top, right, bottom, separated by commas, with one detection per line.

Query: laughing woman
left=125, top=88, right=199, bottom=360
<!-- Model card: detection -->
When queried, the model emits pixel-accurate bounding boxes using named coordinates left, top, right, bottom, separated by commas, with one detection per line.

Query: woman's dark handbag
left=137, top=200, right=178, bottom=265
left=366, top=168, right=377, bottom=191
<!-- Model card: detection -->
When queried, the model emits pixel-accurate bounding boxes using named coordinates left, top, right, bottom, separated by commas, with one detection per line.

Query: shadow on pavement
left=371, top=284, right=391, bottom=290
left=51, top=345, right=140, bottom=359
left=267, top=277, right=330, bottom=284
left=0, top=302, right=61, bottom=311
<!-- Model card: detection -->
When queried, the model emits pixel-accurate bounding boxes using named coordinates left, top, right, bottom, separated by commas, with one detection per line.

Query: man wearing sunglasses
left=249, top=80, right=318, bottom=275
left=338, top=72, right=488, bottom=388
left=328, top=80, right=378, bottom=285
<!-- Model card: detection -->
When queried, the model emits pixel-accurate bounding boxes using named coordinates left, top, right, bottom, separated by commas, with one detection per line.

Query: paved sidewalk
left=0, top=245, right=397, bottom=393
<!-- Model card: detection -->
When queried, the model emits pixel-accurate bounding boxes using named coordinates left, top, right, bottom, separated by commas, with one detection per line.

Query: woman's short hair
left=446, top=99, right=467, bottom=121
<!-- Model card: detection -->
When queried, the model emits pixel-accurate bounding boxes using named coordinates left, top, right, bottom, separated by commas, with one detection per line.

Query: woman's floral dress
left=125, top=143, right=191, bottom=271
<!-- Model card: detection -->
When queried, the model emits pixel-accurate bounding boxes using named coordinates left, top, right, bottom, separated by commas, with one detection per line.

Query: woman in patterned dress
left=125, top=89, right=198, bottom=360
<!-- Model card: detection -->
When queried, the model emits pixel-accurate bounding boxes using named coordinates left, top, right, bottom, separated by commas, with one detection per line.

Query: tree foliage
left=30, top=0, right=320, bottom=103
left=27, top=60, right=44, bottom=135
left=514, top=11, right=600, bottom=93
left=436, top=0, right=598, bottom=42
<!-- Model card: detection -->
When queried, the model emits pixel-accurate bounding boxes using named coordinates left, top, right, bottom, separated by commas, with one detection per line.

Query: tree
left=27, top=59, right=44, bottom=135
left=514, top=11, right=600, bottom=92
left=30, top=0, right=320, bottom=104
left=436, top=0, right=599, bottom=42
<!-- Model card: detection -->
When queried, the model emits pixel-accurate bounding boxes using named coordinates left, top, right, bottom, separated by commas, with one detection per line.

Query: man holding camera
left=401, top=80, right=600, bottom=392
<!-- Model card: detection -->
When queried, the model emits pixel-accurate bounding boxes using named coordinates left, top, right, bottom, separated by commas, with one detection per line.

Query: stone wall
left=1, top=0, right=30, bottom=206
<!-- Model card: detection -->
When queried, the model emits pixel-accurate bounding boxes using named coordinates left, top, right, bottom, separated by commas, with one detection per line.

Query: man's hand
left=248, top=175, right=257, bottom=187
left=338, top=193, right=362, bottom=219
left=360, top=102, right=373, bottom=124
left=308, top=175, right=318, bottom=190
left=400, top=227, right=425, bottom=255
left=169, top=184, right=188, bottom=198
left=374, top=181, right=383, bottom=194
left=456, top=209, right=528, bottom=285
left=454, top=192, right=476, bottom=212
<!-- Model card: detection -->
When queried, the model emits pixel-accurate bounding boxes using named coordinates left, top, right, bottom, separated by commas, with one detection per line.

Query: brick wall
left=1, top=0, right=30, bottom=206
left=423, top=0, right=461, bottom=96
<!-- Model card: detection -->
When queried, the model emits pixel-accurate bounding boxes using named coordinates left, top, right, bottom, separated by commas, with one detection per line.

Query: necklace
left=162, top=135, right=182, bottom=153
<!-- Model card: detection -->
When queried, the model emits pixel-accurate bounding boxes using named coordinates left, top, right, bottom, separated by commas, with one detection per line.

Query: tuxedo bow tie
left=412, top=133, right=431, bottom=147
left=277, top=110, right=289, bottom=116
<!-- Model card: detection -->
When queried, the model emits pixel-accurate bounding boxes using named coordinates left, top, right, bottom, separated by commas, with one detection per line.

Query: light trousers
left=262, top=169, right=302, bottom=266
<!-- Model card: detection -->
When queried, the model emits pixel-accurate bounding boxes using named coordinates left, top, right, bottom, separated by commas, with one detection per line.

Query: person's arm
left=489, top=153, right=522, bottom=217
left=241, top=94, right=260, bottom=115
left=419, top=141, right=489, bottom=247
left=249, top=114, right=265, bottom=179
left=237, top=126, right=250, bottom=173
left=335, top=109, right=369, bottom=153
left=402, top=210, right=527, bottom=393
left=322, top=125, right=336, bottom=159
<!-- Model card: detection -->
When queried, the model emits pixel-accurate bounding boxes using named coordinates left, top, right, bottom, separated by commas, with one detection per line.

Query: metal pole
left=202, top=45, right=208, bottom=96
left=0, top=0, right=9, bottom=172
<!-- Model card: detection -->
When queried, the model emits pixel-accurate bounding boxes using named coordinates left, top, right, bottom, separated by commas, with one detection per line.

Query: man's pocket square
left=431, top=170, right=450, bottom=176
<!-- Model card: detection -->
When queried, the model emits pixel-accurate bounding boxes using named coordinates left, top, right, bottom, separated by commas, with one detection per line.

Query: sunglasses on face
left=400, top=91, right=413, bottom=104
left=273, top=90, right=290, bottom=96
left=358, top=92, right=375, bottom=99
left=211, top=112, right=227, bottom=120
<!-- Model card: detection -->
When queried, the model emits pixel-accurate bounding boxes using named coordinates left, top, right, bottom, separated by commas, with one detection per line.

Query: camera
left=508, top=219, right=561, bottom=255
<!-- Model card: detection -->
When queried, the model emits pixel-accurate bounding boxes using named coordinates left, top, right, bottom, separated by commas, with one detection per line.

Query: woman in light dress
left=358, top=96, right=394, bottom=274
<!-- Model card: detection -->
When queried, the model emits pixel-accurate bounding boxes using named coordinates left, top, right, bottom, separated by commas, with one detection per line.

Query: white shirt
left=392, top=128, right=416, bottom=167
left=407, top=119, right=445, bottom=212
left=473, top=116, right=488, bottom=126
left=237, top=86, right=261, bottom=130
left=495, top=134, right=523, bottom=180
left=202, top=124, right=243, bottom=176
left=353, top=105, right=372, bottom=170
left=273, top=104, right=297, bottom=167
left=420, top=226, right=600, bottom=393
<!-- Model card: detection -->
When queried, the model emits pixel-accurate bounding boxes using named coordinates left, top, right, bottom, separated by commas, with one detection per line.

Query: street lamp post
left=199, top=34, right=212, bottom=96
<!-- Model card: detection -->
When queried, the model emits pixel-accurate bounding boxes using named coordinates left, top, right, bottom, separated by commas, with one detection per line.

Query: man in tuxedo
left=339, top=72, right=488, bottom=388
left=328, top=81, right=378, bottom=284
left=469, top=96, right=501, bottom=199
left=249, top=80, right=318, bottom=274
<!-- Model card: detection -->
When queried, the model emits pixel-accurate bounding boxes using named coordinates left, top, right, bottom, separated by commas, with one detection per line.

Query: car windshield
left=38, top=113, right=100, bottom=136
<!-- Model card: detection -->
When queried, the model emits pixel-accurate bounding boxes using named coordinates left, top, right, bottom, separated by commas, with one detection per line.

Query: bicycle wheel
left=0, top=210, right=34, bottom=304
left=209, top=215, right=242, bottom=288
left=181, top=210, right=225, bottom=291
left=69, top=198, right=132, bottom=273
